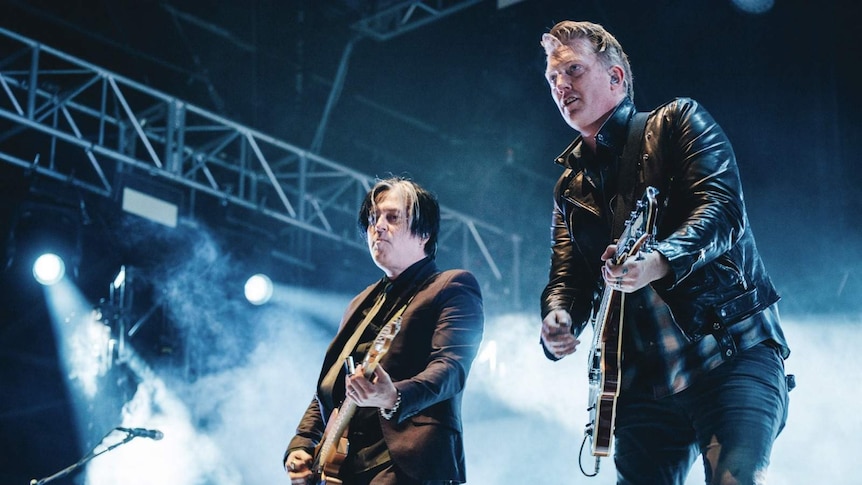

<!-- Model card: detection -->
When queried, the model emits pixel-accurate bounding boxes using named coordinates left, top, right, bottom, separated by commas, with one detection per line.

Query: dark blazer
left=288, top=260, right=484, bottom=483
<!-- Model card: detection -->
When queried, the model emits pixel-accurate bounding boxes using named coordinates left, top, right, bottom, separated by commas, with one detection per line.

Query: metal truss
left=351, top=0, right=483, bottom=41
left=0, top=27, right=522, bottom=307
left=314, top=0, right=486, bottom=156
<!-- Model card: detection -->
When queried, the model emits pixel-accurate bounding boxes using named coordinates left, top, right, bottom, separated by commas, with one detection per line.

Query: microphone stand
left=29, top=429, right=136, bottom=485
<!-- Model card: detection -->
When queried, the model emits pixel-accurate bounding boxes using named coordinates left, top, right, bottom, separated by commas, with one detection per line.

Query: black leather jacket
left=541, top=96, right=781, bottom=342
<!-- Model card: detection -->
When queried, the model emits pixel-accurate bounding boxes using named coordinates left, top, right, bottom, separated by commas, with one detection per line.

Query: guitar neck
left=321, top=363, right=376, bottom=451
left=329, top=399, right=358, bottom=441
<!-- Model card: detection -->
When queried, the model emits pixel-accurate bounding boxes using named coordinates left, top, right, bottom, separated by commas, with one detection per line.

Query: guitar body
left=309, top=408, right=348, bottom=484
left=307, top=317, right=402, bottom=485
left=588, top=289, right=624, bottom=457
left=586, top=186, right=659, bottom=458
left=320, top=438, right=347, bottom=484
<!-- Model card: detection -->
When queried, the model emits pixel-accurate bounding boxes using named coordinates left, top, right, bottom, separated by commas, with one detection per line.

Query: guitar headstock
left=361, top=317, right=402, bottom=379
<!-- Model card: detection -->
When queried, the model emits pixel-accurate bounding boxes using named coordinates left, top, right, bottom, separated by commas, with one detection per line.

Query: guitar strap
left=319, top=269, right=440, bottom=409
left=611, top=111, right=649, bottom=239
left=319, top=288, right=389, bottom=408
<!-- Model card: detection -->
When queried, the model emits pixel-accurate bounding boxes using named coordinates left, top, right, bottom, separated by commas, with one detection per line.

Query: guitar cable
left=578, top=431, right=601, bottom=477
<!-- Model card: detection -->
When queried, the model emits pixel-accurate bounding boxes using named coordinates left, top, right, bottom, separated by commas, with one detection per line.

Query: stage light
left=244, top=273, right=273, bottom=305
left=113, top=265, right=127, bottom=290
left=33, top=252, right=66, bottom=285
left=476, top=339, right=498, bottom=373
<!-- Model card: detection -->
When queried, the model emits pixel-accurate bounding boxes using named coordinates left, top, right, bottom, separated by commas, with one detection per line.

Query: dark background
left=1, top=1, right=859, bottom=484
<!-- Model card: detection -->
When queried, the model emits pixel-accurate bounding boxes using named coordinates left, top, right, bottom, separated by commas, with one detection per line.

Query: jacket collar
left=554, top=96, right=637, bottom=170
left=386, top=256, right=437, bottom=296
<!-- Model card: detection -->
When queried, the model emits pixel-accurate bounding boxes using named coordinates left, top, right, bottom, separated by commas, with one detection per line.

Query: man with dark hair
left=538, top=20, right=791, bottom=484
left=284, top=177, right=484, bottom=485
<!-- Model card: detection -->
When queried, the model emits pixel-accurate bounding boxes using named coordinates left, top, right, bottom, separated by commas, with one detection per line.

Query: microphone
left=117, top=427, right=164, bottom=440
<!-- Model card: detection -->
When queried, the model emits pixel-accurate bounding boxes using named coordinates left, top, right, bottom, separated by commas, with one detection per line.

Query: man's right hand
left=285, top=449, right=313, bottom=484
left=541, top=309, right=579, bottom=358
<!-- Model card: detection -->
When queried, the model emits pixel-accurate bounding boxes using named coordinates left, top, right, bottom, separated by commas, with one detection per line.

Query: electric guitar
left=585, top=186, right=659, bottom=458
left=309, top=317, right=402, bottom=485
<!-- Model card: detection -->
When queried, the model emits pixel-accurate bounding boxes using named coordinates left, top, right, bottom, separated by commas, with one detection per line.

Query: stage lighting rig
left=4, top=191, right=85, bottom=286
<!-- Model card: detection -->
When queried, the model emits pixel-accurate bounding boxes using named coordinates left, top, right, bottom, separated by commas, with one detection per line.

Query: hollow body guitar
left=586, top=186, right=659, bottom=458
left=308, top=317, right=402, bottom=485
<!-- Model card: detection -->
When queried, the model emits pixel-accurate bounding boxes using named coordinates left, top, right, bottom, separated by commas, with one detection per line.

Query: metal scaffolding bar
left=351, top=0, right=483, bottom=42
left=0, top=26, right=523, bottom=308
